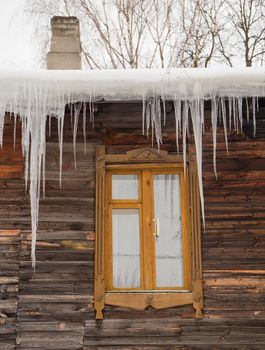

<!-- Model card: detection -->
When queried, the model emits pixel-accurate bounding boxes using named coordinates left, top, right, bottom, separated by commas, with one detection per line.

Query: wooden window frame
left=94, top=146, right=203, bottom=319
left=106, top=167, right=189, bottom=292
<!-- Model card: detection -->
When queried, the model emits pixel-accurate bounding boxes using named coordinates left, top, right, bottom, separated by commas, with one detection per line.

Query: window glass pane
left=153, top=174, right=183, bottom=288
left=112, top=175, right=138, bottom=200
left=112, top=208, right=140, bottom=288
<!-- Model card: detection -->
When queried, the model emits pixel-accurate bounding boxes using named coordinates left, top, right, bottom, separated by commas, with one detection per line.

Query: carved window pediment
left=127, top=148, right=167, bottom=161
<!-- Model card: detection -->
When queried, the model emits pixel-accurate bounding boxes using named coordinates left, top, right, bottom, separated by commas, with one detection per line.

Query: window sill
left=105, top=291, right=193, bottom=310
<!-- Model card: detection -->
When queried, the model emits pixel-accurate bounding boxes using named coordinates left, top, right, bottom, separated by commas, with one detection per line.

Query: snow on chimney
left=47, top=16, right=82, bottom=70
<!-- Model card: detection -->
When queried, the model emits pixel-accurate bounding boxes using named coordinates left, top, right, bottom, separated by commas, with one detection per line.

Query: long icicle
left=189, top=99, right=205, bottom=227
left=173, top=98, right=181, bottom=154
left=211, top=97, right=218, bottom=178
left=221, top=98, right=229, bottom=154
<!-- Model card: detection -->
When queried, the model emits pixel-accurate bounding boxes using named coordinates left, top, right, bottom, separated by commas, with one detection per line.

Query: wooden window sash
left=107, top=169, right=142, bottom=205
left=105, top=202, right=144, bottom=291
left=149, top=169, right=190, bottom=291
left=106, top=168, right=188, bottom=292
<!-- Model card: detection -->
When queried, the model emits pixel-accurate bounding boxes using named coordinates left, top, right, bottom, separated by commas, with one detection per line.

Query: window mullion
left=149, top=170, right=156, bottom=290
left=142, top=170, right=154, bottom=290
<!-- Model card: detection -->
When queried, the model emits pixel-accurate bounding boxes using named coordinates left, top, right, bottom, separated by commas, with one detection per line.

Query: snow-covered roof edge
left=1, top=67, right=265, bottom=103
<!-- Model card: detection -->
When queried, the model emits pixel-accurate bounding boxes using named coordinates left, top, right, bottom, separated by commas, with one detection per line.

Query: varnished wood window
left=95, top=147, right=203, bottom=319
left=105, top=167, right=190, bottom=292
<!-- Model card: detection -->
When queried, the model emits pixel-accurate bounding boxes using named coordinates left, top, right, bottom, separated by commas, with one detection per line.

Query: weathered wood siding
left=0, top=103, right=265, bottom=349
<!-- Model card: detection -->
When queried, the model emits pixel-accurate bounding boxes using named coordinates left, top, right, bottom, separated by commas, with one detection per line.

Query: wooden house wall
left=0, top=103, right=265, bottom=349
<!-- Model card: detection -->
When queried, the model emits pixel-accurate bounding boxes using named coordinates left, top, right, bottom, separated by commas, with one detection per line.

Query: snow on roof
left=1, top=67, right=265, bottom=102
left=1, top=66, right=264, bottom=267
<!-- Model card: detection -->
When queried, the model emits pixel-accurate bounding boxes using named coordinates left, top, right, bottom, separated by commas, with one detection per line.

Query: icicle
left=59, top=113, right=65, bottom=188
left=150, top=98, right=155, bottom=147
left=246, top=98, right=249, bottom=123
left=152, top=99, right=156, bottom=146
left=24, top=89, right=31, bottom=193
left=0, top=111, right=4, bottom=148
left=73, top=102, right=82, bottom=169
left=142, top=96, right=163, bottom=151
left=217, top=98, right=222, bottom=124
left=182, top=101, right=189, bottom=178
left=186, top=103, right=190, bottom=138
left=142, top=97, right=146, bottom=135
left=42, top=144, right=46, bottom=198
left=153, top=97, right=162, bottom=149
left=232, top=97, right=237, bottom=132
left=57, top=114, right=61, bottom=147
left=70, top=103, right=74, bottom=131
left=252, top=97, right=256, bottom=137
left=211, top=97, right=218, bottom=178
left=237, top=97, right=243, bottom=131
left=13, top=114, right=17, bottom=148
left=145, top=101, right=148, bottom=136
left=200, top=98, right=205, bottom=135
left=48, top=115, right=52, bottom=138
left=220, top=98, right=229, bottom=154
left=162, top=98, right=166, bottom=126
left=89, top=96, right=94, bottom=127
left=0, top=115, right=4, bottom=148
left=228, top=97, right=232, bottom=131
left=0, top=99, right=5, bottom=148
left=83, top=102, right=87, bottom=154
left=189, top=99, right=205, bottom=227
left=173, top=98, right=181, bottom=154
left=29, top=85, right=46, bottom=268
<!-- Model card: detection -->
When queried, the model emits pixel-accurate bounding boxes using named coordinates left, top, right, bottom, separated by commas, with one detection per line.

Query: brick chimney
left=47, top=16, right=82, bottom=70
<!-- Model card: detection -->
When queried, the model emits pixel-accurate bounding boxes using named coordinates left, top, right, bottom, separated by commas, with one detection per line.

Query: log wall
left=0, top=103, right=265, bottom=349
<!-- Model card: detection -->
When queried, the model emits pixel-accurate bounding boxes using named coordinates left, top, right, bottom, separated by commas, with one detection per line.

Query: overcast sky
left=0, top=0, right=38, bottom=69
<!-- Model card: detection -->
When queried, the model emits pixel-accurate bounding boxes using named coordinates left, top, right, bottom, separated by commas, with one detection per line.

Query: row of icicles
left=2, top=95, right=258, bottom=267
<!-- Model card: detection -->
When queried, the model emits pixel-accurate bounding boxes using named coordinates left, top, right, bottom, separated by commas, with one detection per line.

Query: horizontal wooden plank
left=85, top=319, right=181, bottom=337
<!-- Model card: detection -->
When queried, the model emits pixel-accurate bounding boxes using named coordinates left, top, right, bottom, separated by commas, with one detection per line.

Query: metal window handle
left=153, top=218, right=160, bottom=239
left=156, top=218, right=160, bottom=238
